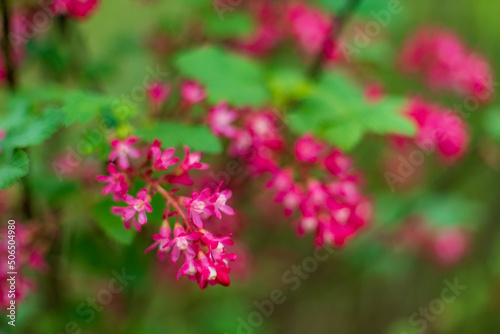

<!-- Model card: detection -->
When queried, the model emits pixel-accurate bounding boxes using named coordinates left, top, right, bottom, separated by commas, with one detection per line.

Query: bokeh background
left=2, top=0, right=500, bottom=333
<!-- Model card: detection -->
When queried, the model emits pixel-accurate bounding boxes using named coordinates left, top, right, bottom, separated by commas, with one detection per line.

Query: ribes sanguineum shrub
left=399, top=27, right=494, bottom=101
left=208, top=103, right=372, bottom=247
left=97, top=138, right=236, bottom=289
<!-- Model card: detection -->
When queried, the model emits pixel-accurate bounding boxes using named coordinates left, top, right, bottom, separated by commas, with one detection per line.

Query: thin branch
left=0, top=0, right=17, bottom=89
left=308, top=0, right=363, bottom=80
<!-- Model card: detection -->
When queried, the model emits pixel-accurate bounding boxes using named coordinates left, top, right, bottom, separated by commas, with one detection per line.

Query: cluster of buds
left=232, top=1, right=342, bottom=61
left=97, top=137, right=236, bottom=289
left=394, top=98, right=469, bottom=162
left=208, top=103, right=372, bottom=247
left=399, top=27, right=494, bottom=101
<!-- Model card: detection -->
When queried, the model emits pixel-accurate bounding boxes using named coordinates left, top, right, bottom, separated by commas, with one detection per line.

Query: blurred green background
left=2, top=0, right=500, bottom=333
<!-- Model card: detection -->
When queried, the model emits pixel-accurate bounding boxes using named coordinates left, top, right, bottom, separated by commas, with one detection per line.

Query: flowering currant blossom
left=150, top=142, right=179, bottom=171
left=144, top=224, right=172, bottom=260
left=402, top=98, right=469, bottom=161
left=209, top=103, right=372, bottom=247
left=147, top=82, right=171, bottom=111
left=52, top=0, right=100, bottom=19
left=109, top=136, right=141, bottom=170
left=294, top=134, right=324, bottom=163
left=181, top=81, right=207, bottom=105
left=399, top=27, right=494, bottom=101
left=208, top=103, right=238, bottom=137
left=99, top=137, right=237, bottom=288
left=96, top=163, right=129, bottom=201
left=113, top=189, right=152, bottom=227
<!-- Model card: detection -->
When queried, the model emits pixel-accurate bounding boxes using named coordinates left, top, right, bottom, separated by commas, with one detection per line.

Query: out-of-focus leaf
left=0, top=150, right=30, bottom=189
left=136, top=122, right=222, bottom=154
left=414, top=195, right=483, bottom=229
left=92, top=199, right=136, bottom=245
left=204, top=12, right=255, bottom=38
left=288, top=72, right=416, bottom=151
left=1, top=109, right=64, bottom=151
left=483, top=106, right=500, bottom=143
left=175, top=45, right=269, bottom=106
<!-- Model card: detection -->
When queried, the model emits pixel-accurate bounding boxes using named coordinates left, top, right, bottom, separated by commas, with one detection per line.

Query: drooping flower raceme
left=98, top=138, right=237, bottom=289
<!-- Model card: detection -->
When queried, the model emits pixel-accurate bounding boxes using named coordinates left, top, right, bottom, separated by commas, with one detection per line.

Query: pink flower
left=145, top=225, right=172, bottom=260
left=113, top=189, right=152, bottom=226
left=176, top=253, right=202, bottom=281
left=196, top=251, right=231, bottom=289
left=399, top=27, right=494, bottom=101
left=210, top=183, right=235, bottom=219
left=181, top=81, right=206, bottom=105
left=433, top=228, right=469, bottom=266
left=364, top=82, right=385, bottom=103
left=109, top=136, right=141, bottom=170
left=294, top=134, right=323, bottom=163
left=147, top=82, right=171, bottom=110
left=150, top=143, right=179, bottom=171
left=323, top=149, right=352, bottom=178
left=163, top=224, right=202, bottom=262
left=208, top=103, right=238, bottom=137
left=179, top=146, right=210, bottom=172
left=183, top=189, right=212, bottom=228
left=53, top=0, right=100, bottom=19
left=286, top=2, right=332, bottom=54
left=96, top=163, right=129, bottom=201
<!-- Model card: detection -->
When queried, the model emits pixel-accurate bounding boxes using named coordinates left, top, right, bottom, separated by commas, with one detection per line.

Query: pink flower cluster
left=0, top=224, right=47, bottom=309
left=398, top=218, right=470, bottom=267
left=233, top=1, right=342, bottom=61
left=145, top=80, right=206, bottom=113
left=97, top=137, right=237, bottom=288
left=51, top=0, right=100, bottom=19
left=208, top=103, right=372, bottom=247
left=399, top=27, right=494, bottom=101
left=401, top=98, right=469, bottom=161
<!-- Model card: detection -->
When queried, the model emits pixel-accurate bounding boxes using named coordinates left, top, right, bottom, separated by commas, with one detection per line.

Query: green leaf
left=62, top=91, right=113, bottom=126
left=92, top=199, right=136, bottom=245
left=323, top=122, right=364, bottom=151
left=0, top=150, right=30, bottom=189
left=136, top=122, right=222, bottom=154
left=414, top=195, right=483, bottom=229
left=1, top=109, right=64, bottom=151
left=288, top=72, right=416, bottom=151
left=175, top=45, right=269, bottom=106
left=483, top=106, right=500, bottom=143
left=204, top=12, right=255, bottom=38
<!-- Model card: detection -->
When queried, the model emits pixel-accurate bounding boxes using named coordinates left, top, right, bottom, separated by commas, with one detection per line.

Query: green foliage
left=483, top=106, right=500, bottom=144
left=92, top=199, right=136, bottom=245
left=175, top=46, right=270, bottom=106
left=0, top=109, right=64, bottom=151
left=136, top=121, right=222, bottom=154
left=288, top=72, right=416, bottom=151
left=203, top=12, right=255, bottom=39
left=0, top=150, right=30, bottom=189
